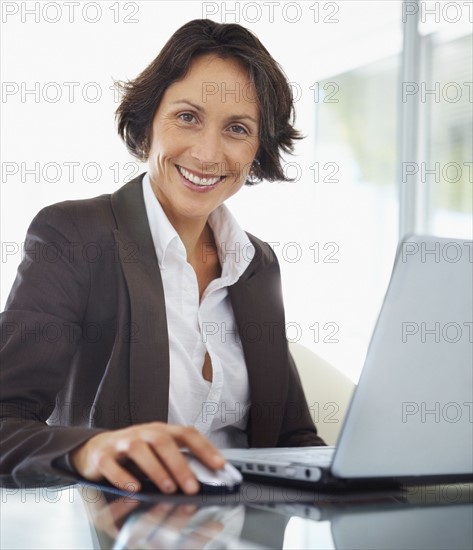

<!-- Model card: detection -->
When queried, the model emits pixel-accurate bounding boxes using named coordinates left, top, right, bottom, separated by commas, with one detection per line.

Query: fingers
left=70, top=422, right=227, bottom=495
left=166, top=425, right=226, bottom=469
left=141, top=424, right=226, bottom=494
left=145, top=433, right=200, bottom=495
left=95, top=453, right=142, bottom=492
left=126, top=439, right=176, bottom=494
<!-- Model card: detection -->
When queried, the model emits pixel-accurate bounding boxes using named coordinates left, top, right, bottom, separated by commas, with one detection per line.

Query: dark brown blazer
left=0, top=173, right=323, bottom=479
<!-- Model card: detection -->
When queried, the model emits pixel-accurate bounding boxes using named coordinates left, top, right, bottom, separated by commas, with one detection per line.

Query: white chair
left=289, top=342, right=355, bottom=446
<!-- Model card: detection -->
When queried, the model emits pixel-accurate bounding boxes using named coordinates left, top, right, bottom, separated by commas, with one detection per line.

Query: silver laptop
left=224, top=235, right=473, bottom=487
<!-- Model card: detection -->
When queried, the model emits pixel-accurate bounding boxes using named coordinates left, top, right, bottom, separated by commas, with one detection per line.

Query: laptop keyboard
left=270, top=448, right=335, bottom=467
left=224, top=446, right=335, bottom=468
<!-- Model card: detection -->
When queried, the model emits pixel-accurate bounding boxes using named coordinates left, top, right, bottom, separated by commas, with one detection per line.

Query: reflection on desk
left=1, top=476, right=472, bottom=549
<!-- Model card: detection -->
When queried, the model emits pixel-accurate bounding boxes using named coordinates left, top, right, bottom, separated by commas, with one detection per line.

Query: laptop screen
left=332, top=236, right=473, bottom=478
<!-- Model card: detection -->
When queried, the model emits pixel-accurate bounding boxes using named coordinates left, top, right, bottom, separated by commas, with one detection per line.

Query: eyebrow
left=170, top=99, right=259, bottom=126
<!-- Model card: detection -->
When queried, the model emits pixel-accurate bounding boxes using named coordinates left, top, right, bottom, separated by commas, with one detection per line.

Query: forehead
left=162, top=54, right=259, bottom=115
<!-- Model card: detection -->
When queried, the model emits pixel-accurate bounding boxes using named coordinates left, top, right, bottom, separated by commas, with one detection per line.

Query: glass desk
left=1, top=475, right=472, bottom=549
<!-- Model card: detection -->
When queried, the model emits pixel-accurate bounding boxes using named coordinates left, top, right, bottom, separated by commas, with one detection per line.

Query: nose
left=190, top=125, right=225, bottom=173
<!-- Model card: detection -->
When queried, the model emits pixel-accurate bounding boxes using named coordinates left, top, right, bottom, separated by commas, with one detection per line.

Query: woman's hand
left=69, top=422, right=225, bottom=494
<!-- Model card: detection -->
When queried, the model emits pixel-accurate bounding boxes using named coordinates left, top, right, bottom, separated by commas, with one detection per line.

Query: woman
left=0, top=19, right=324, bottom=495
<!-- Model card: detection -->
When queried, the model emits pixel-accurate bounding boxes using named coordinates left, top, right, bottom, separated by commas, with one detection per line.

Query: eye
left=228, top=124, right=248, bottom=135
left=178, top=112, right=197, bottom=123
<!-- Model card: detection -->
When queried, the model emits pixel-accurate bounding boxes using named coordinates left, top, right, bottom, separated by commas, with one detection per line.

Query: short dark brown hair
left=115, top=19, right=302, bottom=184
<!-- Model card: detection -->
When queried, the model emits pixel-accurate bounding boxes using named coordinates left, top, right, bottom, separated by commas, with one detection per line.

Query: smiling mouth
left=176, top=165, right=225, bottom=187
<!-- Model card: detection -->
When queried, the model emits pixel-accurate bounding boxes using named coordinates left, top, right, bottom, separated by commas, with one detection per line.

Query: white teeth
left=177, top=166, right=221, bottom=186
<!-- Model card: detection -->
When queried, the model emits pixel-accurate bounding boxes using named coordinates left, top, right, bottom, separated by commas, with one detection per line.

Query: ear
left=246, top=158, right=262, bottom=185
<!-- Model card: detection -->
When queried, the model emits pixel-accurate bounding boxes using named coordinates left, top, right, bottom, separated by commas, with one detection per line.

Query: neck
left=156, top=198, right=216, bottom=264
left=148, top=176, right=217, bottom=264
left=169, top=213, right=215, bottom=265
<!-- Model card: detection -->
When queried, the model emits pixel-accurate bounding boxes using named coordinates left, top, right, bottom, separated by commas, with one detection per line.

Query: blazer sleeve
left=0, top=204, right=105, bottom=479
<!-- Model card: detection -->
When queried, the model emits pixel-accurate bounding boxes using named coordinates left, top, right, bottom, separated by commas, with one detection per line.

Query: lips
left=176, top=165, right=225, bottom=187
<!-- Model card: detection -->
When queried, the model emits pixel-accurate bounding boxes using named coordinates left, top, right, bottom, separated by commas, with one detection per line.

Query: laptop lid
left=331, top=235, right=473, bottom=478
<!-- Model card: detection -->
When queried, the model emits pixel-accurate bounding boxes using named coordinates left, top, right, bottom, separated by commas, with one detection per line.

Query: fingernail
left=212, top=454, right=225, bottom=466
left=184, top=479, right=199, bottom=493
left=162, top=479, right=176, bottom=493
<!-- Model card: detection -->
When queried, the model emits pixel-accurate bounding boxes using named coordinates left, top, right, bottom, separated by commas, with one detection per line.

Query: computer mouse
left=119, top=453, right=243, bottom=494
left=185, top=454, right=243, bottom=493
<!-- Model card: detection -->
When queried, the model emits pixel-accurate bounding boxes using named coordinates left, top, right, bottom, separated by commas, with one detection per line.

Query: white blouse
left=142, top=172, right=255, bottom=448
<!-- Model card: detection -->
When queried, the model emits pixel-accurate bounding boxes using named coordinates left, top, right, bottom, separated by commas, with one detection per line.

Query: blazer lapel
left=111, top=173, right=170, bottom=424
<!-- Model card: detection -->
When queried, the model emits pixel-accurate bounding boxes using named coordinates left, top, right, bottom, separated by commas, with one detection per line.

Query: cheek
left=228, top=145, right=258, bottom=174
left=236, top=156, right=255, bottom=179
left=151, top=142, right=179, bottom=172
left=224, top=180, right=246, bottom=201
left=150, top=122, right=180, bottom=155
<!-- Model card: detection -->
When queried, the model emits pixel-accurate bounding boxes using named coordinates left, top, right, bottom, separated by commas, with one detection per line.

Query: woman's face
left=147, top=54, right=260, bottom=225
